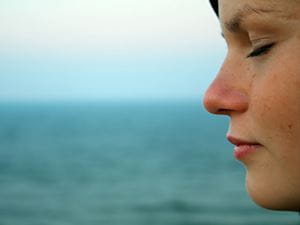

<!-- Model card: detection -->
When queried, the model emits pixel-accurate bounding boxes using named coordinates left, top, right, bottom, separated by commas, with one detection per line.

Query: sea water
left=0, top=101, right=298, bottom=225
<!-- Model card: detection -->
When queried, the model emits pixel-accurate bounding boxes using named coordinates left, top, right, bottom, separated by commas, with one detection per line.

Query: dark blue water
left=0, top=101, right=298, bottom=225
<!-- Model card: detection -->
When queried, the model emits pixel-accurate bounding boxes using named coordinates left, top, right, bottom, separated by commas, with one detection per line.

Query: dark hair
left=209, top=0, right=219, bottom=16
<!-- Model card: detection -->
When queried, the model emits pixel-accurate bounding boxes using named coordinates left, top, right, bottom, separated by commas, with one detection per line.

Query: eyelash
left=247, top=43, right=275, bottom=58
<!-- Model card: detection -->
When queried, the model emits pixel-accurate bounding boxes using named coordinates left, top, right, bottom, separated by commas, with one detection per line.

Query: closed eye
left=247, top=43, right=275, bottom=58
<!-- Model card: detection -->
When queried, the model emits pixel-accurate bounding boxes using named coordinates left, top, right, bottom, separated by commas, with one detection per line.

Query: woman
left=203, top=0, right=300, bottom=211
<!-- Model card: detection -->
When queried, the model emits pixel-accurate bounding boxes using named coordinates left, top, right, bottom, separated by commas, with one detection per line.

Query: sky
left=0, top=0, right=226, bottom=102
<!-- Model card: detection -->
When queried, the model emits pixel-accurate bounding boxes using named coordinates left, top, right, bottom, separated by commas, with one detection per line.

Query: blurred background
left=0, top=0, right=298, bottom=224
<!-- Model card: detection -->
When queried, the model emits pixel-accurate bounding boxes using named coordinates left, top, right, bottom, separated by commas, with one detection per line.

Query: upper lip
left=227, top=136, right=260, bottom=146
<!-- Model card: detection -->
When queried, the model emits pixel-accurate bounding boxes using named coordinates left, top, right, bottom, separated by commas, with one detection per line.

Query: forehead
left=219, top=0, right=300, bottom=28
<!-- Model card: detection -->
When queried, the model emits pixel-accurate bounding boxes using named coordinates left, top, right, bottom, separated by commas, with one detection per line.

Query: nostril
left=217, top=108, right=230, bottom=114
left=203, top=95, right=223, bottom=114
left=203, top=70, right=249, bottom=115
left=203, top=85, right=249, bottom=115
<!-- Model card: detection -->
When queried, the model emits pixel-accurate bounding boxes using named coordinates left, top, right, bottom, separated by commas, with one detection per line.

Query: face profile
left=203, top=0, right=300, bottom=211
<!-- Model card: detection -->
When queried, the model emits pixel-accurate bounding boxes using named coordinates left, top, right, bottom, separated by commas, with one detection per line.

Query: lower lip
left=234, top=144, right=261, bottom=160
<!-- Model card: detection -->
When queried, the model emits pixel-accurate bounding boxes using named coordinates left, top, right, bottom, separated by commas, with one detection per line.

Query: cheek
left=249, top=66, right=300, bottom=199
left=242, top=38, right=300, bottom=210
left=250, top=66, right=300, bottom=153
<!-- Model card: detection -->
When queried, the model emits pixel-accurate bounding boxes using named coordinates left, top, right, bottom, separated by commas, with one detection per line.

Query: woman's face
left=203, top=0, right=300, bottom=210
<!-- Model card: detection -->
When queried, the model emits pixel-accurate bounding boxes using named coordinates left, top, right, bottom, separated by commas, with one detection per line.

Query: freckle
left=288, top=124, right=293, bottom=130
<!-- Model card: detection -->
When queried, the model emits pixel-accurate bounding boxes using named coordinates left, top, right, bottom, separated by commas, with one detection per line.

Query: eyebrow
left=223, top=4, right=280, bottom=34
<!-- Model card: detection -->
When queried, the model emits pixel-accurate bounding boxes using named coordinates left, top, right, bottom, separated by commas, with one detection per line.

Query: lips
left=227, top=136, right=262, bottom=160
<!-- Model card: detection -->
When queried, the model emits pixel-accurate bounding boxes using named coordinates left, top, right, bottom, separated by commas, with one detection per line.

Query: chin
left=245, top=171, right=300, bottom=211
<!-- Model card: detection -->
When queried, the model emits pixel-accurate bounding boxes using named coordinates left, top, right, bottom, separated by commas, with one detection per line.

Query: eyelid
left=250, top=36, right=272, bottom=45
left=247, top=43, right=275, bottom=58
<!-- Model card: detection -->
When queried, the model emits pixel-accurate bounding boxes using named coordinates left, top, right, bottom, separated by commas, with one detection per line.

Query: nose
left=203, top=65, right=249, bottom=116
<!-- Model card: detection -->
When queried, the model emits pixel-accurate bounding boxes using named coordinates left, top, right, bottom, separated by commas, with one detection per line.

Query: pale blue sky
left=0, top=0, right=226, bottom=102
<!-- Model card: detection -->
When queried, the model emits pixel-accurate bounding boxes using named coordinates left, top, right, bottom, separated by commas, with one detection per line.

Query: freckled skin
left=204, top=0, right=300, bottom=210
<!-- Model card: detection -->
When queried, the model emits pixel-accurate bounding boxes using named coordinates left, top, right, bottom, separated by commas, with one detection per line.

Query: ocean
left=0, top=101, right=298, bottom=225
